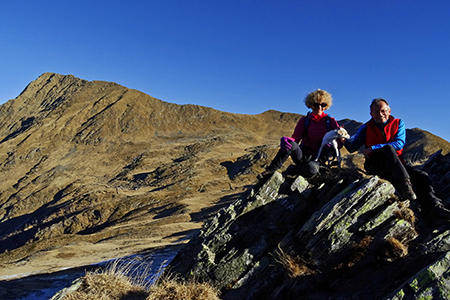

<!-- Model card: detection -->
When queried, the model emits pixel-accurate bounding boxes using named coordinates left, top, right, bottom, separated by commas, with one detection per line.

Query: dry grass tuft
left=147, top=276, right=221, bottom=300
left=61, top=258, right=220, bottom=300
left=62, top=258, right=152, bottom=300
left=275, top=246, right=315, bottom=278
left=347, top=235, right=374, bottom=267
left=63, top=272, right=148, bottom=300
left=394, top=202, right=416, bottom=226
left=335, top=235, right=374, bottom=270
left=379, top=237, right=408, bottom=262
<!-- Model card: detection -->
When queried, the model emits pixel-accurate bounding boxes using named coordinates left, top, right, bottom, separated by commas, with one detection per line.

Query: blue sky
left=1, top=1, right=449, bottom=142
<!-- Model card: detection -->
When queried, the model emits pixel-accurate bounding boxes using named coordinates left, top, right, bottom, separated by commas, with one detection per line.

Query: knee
left=286, top=140, right=299, bottom=155
left=382, top=145, right=396, bottom=155
left=376, top=145, right=399, bottom=161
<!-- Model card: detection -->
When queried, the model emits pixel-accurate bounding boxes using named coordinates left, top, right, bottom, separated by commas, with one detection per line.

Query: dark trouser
left=267, top=141, right=307, bottom=172
left=364, top=145, right=409, bottom=183
left=266, top=141, right=333, bottom=173
left=365, top=145, right=439, bottom=211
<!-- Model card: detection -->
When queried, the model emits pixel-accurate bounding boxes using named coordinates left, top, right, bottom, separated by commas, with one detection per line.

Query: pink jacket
left=292, top=113, right=340, bottom=156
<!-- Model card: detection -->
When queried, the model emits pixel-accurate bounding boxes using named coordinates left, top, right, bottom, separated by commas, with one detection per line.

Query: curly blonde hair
left=304, top=89, right=333, bottom=109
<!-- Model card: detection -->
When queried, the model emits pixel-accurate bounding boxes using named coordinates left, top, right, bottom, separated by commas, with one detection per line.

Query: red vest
left=365, top=116, right=403, bottom=156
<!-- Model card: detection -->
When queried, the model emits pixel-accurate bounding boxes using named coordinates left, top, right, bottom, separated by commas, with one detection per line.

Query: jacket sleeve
left=291, top=117, right=306, bottom=143
left=371, top=119, right=406, bottom=151
left=344, top=124, right=367, bottom=153
left=330, top=117, right=344, bottom=148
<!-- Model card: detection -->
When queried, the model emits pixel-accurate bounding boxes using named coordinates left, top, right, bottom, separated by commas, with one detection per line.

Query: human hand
left=280, top=136, right=295, bottom=151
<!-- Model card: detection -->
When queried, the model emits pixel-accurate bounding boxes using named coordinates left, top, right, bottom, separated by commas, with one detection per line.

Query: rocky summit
left=0, top=73, right=450, bottom=299
left=167, top=152, right=450, bottom=299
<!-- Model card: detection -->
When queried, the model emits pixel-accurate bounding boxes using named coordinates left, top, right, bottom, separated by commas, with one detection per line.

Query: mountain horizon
left=0, top=73, right=449, bottom=298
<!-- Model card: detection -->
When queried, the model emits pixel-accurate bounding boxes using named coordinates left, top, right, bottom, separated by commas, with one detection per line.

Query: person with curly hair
left=258, top=89, right=341, bottom=181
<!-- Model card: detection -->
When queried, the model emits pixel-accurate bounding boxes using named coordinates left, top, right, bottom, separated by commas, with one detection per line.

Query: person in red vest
left=344, top=98, right=450, bottom=220
left=258, top=89, right=341, bottom=181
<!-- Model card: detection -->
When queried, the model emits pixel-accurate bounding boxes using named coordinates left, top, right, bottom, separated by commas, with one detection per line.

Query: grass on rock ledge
left=61, top=258, right=221, bottom=300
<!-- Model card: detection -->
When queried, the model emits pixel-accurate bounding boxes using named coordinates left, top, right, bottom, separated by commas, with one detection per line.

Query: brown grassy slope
left=0, top=73, right=300, bottom=276
left=403, top=127, right=450, bottom=163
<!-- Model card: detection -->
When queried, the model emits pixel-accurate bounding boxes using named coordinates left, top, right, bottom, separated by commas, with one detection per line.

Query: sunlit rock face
left=168, top=152, right=450, bottom=300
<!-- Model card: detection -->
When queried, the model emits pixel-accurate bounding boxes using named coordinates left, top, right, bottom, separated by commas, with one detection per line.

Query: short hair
left=304, top=89, right=333, bottom=109
left=370, top=98, right=389, bottom=109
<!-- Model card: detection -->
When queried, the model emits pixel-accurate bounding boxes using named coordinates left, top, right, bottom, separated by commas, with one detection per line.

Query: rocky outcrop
left=167, top=152, right=450, bottom=299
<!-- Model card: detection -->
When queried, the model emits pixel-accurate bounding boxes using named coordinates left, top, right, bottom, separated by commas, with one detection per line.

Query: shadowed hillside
left=0, top=72, right=448, bottom=285
left=0, top=73, right=303, bottom=279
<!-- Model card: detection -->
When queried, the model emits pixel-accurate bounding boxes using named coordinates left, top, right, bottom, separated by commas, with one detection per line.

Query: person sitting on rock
left=343, top=98, right=450, bottom=220
left=258, top=89, right=342, bottom=181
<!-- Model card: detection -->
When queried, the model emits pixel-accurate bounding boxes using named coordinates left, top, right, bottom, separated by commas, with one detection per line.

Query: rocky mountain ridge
left=0, top=73, right=449, bottom=299
left=166, top=151, right=450, bottom=299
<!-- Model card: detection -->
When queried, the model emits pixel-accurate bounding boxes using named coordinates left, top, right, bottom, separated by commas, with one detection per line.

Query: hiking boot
left=398, top=178, right=417, bottom=201
left=284, top=162, right=320, bottom=178
left=257, top=170, right=275, bottom=182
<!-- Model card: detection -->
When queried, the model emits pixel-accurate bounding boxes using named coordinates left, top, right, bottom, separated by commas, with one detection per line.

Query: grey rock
left=167, top=151, right=450, bottom=299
